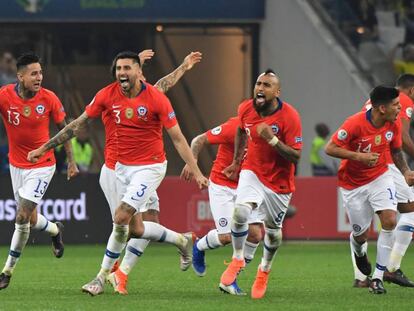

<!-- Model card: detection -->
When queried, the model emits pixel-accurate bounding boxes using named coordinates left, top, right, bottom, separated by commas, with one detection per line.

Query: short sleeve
left=49, top=92, right=66, bottom=124
left=283, top=108, right=302, bottom=150
left=206, top=118, right=237, bottom=145
left=390, top=119, right=403, bottom=150
left=156, top=92, right=177, bottom=129
left=85, top=90, right=106, bottom=119
left=331, top=117, right=355, bottom=147
left=399, top=95, right=413, bottom=121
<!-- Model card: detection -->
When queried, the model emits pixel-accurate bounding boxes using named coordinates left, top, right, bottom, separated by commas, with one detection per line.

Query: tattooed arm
left=180, top=133, right=208, bottom=181
left=154, top=51, right=202, bottom=93
left=28, top=112, right=89, bottom=163
left=56, top=120, right=80, bottom=180
left=392, top=147, right=414, bottom=186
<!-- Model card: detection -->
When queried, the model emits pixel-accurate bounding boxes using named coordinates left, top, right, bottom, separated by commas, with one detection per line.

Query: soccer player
left=0, top=52, right=79, bottom=290
left=103, top=50, right=203, bottom=295
left=325, top=86, right=414, bottom=294
left=181, top=117, right=264, bottom=295
left=352, top=74, right=414, bottom=288
left=28, top=51, right=209, bottom=296
left=219, top=69, right=303, bottom=299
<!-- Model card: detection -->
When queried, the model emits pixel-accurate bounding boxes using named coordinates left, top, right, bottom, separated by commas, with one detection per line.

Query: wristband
left=268, top=136, right=279, bottom=147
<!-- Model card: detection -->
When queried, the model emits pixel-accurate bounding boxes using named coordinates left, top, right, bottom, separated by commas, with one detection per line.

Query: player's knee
left=16, top=210, right=31, bottom=224
left=265, top=227, right=282, bottom=248
left=382, top=217, right=396, bottom=231
left=247, top=224, right=263, bottom=243
left=218, top=233, right=232, bottom=245
left=143, top=210, right=159, bottom=223
left=233, top=203, right=252, bottom=224
left=114, top=203, right=135, bottom=225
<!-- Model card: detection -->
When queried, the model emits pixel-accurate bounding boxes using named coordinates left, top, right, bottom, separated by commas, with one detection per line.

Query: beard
left=253, top=98, right=273, bottom=113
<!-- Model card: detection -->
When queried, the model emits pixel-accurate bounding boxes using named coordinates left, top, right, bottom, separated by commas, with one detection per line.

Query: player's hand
left=222, top=161, right=240, bottom=181
left=27, top=148, right=44, bottom=163
left=404, top=170, right=414, bottom=186
left=180, top=164, right=194, bottom=182
left=194, top=173, right=209, bottom=189
left=357, top=152, right=380, bottom=167
left=183, top=52, right=202, bottom=71
left=138, top=49, right=155, bottom=65
left=67, top=161, right=79, bottom=180
left=256, top=123, right=275, bottom=143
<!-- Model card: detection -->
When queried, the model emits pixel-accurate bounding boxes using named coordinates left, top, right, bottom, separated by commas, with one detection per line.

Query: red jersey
left=85, top=82, right=177, bottom=166
left=206, top=117, right=239, bottom=189
left=0, top=84, right=66, bottom=169
left=332, top=110, right=402, bottom=190
left=362, top=92, right=412, bottom=164
left=238, top=99, right=302, bottom=194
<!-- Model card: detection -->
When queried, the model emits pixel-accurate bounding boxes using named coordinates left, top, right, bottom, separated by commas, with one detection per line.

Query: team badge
left=337, top=129, right=347, bottom=141
left=125, top=108, right=134, bottom=119
left=211, top=126, right=222, bottom=135
left=35, top=104, right=45, bottom=114
left=407, top=107, right=413, bottom=118
left=271, top=124, right=279, bottom=134
left=352, top=224, right=361, bottom=233
left=375, top=135, right=381, bottom=145
left=385, top=131, right=393, bottom=141
left=218, top=218, right=228, bottom=227
left=168, top=111, right=176, bottom=120
left=137, top=106, right=147, bottom=117
left=23, top=106, right=31, bottom=117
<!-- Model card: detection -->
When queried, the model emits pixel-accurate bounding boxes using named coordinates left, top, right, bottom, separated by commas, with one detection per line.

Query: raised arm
left=56, top=120, right=79, bottom=180
left=28, top=112, right=90, bottom=163
left=154, top=51, right=202, bottom=93
left=166, top=124, right=209, bottom=189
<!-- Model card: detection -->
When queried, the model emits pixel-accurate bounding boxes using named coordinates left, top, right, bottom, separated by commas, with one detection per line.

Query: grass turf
left=0, top=242, right=413, bottom=311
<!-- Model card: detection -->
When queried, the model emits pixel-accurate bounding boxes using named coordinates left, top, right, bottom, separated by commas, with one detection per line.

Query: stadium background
left=0, top=0, right=402, bottom=243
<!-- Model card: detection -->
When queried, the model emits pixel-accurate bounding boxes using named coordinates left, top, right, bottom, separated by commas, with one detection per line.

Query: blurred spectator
left=71, top=125, right=93, bottom=173
left=348, top=0, right=379, bottom=40
left=0, top=143, right=9, bottom=174
left=391, top=43, right=414, bottom=75
left=0, top=51, right=17, bottom=87
left=310, top=123, right=337, bottom=176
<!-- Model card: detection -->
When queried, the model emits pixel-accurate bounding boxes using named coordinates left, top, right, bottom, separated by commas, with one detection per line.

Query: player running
left=181, top=117, right=264, bottom=295
left=0, top=52, right=78, bottom=290
left=28, top=51, right=208, bottom=296
left=220, top=69, right=302, bottom=299
left=326, top=86, right=414, bottom=294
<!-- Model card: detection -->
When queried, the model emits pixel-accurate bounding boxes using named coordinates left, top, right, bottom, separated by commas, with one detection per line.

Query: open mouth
left=119, top=77, right=129, bottom=88
left=255, top=93, right=265, bottom=104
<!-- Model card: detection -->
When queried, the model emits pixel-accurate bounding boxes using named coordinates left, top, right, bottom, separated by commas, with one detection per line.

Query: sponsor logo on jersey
left=385, top=131, right=393, bottom=141
left=125, top=108, right=134, bottom=119
left=211, top=126, right=222, bottom=135
left=375, top=135, right=381, bottom=145
left=271, top=124, right=279, bottom=134
left=406, top=107, right=413, bottom=118
left=168, top=111, right=176, bottom=120
left=23, top=106, right=31, bottom=117
left=137, top=106, right=147, bottom=117
left=337, top=129, right=347, bottom=140
left=35, top=104, right=45, bottom=114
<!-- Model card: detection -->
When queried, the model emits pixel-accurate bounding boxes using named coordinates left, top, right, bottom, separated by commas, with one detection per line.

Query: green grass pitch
left=0, top=242, right=413, bottom=310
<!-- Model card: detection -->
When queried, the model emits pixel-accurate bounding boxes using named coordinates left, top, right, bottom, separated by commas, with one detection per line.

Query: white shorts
left=388, top=164, right=414, bottom=203
left=340, top=171, right=397, bottom=236
left=9, top=164, right=55, bottom=205
left=209, top=180, right=264, bottom=234
left=115, top=161, right=165, bottom=213
left=235, top=170, right=291, bottom=228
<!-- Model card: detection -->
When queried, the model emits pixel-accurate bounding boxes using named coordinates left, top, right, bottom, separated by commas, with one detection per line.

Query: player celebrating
left=326, top=86, right=414, bottom=294
left=219, top=69, right=302, bottom=299
left=0, top=52, right=78, bottom=290
left=104, top=50, right=203, bottom=295
left=181, top=117, right=264, bottom=295
left=28, top=51, right=208, bottom=296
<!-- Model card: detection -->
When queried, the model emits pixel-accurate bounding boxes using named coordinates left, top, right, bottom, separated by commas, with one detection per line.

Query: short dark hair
left=369, top=86, right=399, bottom=107
left=264, top=68, right=276, bottom=76
left=396, top=74, right=414, bottom=89
left=16, top=52, right=40, bottom=71
left=110, top=51, right=141, bottom=79
left=315, top=123, right=330, bottom=138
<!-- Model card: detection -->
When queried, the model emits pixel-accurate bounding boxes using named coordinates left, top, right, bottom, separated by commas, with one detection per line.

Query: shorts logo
left=352, top=224, right=362, bottom=233
left=35, top=104, right=45, bottom=114
left=337, top=129, right=348, bottom=141
left=218, top=218, right=228, bottom=227
left=385, top=131, right=393, bottom=141
left=211, top=126, right=222, bottom=135
left=137, top=106, right=147, bottom=117
left=407, top=107, right=413, bottom=118
left=375, top=135, right=381, bottom=145
left=168, top=111, right=176, bottom=120
left=271, top=124, right=279, bottom=134
left=125, top=108, right=134, bottom=119
left=23, top=106, right=31, bottom=117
